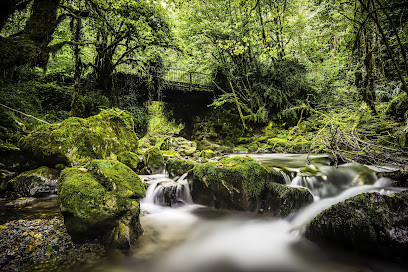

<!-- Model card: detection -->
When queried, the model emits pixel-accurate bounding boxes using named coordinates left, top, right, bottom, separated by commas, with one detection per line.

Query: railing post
left=189, top=72, right=192, bottom=90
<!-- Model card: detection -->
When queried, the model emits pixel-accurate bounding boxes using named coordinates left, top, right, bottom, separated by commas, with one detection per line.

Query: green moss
left=267, top=138, right=288, bottom=148
left=86, top=160, right=145, bottom=199
left=117, top=151, right=140, bottom=171
left=299, top=165, right=320, bottom=175
left=386, top=93, right=408, bottom=121
left=58, top=160, right=146, bottom=242
left=199, top=150, right=216, bottom=159
left=58, top=168, right=108, bottom=220
left=264, top=181, right=313, bottom=216
left=144, top=147, right=164, bottom=168
left=0, top=143, right=20, bottom=153
left=232, top=145, right=248, bottom=153
left=166, top=159, right=196, bottom=178
left=305, top=191, right=408, bottom=259
left=160, top=137, right=197, bottom=156
left=192, top=156, right=280, bottom=197
left=247, top=142, right=259, bottom=152
left=20, top=108, right=139, bottom=165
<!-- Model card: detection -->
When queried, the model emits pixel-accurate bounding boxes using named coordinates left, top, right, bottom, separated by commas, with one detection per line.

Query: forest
left=0, top=0, right=407, bottom=271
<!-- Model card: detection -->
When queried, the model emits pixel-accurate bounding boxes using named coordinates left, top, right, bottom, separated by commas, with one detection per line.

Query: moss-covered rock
left=0, top=169, right=17, bottom=194
left=166, top=159, right=196, bottom=178
left=58, top=160, right=146, bottom=248
left=305, top=191, right=408, bottom=261
left=160, top=137, right=197, bottom=156
left=232, top=145, right=248, bottom=154
left=188, top=156, right=311, bottom=214
left=20, top=108, right=139, bottom=166
left=386, top=93, right=408, bottom=121
left=199, top=149, right=216, bottom=159
left=144, top=147, right=164, bottom=174
left=117, top=151, right=140, bottom=172
left=263, top=182, right=313, bottom=217
left=8, top=166, right=59, bottom=197
left=161, top=150, right=181, bottom=161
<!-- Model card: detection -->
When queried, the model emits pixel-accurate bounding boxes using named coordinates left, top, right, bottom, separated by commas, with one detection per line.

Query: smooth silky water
left=1, top=155, right=406, bottom=271
left=97, top=154, right=407, bottom=272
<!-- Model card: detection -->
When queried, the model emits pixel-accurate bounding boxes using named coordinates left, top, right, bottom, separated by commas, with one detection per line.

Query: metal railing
left=162, top=68, right=213, bottom=89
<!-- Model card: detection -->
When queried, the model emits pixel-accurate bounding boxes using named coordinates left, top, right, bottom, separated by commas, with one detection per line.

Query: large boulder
left=166, top=159, right=196, bottom=178
left=20, top=108, right=139, bottom=166
left=8, top=166, right=59, bottom=197
left=188, top=156, right=313, bottom=215
left=144, top=147, right=164, bottom=174
left=117, top=151, right=141, bottom=172
left=199, top=149, right=216, bottom=159
left=305, top=191, right=408, bottom=261
left=160, top=137, right=197, bottom=156
left=58, top=160, right=146, bottom=249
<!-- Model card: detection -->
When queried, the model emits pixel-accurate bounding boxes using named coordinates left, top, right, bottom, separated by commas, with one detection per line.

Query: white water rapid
left=106, top=156, right=407, bottom=272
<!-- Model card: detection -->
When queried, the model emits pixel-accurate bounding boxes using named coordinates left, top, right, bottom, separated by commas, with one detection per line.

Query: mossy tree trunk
left=70, top=17, right=84, bottom=117
left=0, top=0, right=61, bottom=73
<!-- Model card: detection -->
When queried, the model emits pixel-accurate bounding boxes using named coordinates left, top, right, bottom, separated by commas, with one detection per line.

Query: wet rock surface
left=8, top=166, right=59, bottom=197
left=165, top=159, right=196, bottom=178
left=305, top=191, right=408, bottom=262
left=189, top=156, right=312, bottom=215
left=0, top=197, right=60, bottom=225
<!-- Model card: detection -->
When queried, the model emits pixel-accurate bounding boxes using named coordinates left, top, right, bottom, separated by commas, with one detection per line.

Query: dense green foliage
left=0, top=0, right=407, bottom=165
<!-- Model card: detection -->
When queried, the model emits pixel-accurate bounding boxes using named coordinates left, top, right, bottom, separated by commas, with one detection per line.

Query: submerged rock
left=188, top=156, right=312, bottom=215
left=166, top=159, right=196, bottom=178
left=20, top=108, right=139, bottom=166
left=305, top=191, right=408, bottom=262
left=160, top=137, right=197, bottom=156
left=8, top=166, right=59, bottom=197
left=58, top=160, right=146, bottom=249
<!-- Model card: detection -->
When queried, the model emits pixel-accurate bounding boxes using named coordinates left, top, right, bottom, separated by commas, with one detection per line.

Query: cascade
left=141, top=173, right=193, bottom=207
left=133, top=155, right=407, bottom=272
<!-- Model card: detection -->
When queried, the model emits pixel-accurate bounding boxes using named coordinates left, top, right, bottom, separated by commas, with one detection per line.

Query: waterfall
left=275, top=168, right=292, bottom=185
left=142, top=172, right=193, bottom=207
left=175, top=173, right=193, bottom=205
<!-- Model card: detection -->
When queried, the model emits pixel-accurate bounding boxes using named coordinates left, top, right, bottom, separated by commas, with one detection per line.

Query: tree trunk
left=70, top=18, right=84, bottom=117
left=0, top=0, right=61, bottom=73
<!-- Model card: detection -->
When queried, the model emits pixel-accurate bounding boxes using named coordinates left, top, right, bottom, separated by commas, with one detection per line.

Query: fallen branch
left=0, top=103, right=51, bottom=125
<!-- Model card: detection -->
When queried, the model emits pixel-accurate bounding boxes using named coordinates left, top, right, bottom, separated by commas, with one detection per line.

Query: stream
left=1, top=154, right=407, bottom=271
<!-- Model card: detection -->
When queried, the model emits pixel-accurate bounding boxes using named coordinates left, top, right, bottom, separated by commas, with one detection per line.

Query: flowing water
left=1, top=154, right=407, bottom=272
left=100, top=155, right=407, bottom=272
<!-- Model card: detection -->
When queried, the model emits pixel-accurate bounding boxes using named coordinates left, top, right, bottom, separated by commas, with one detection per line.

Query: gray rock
left=8, top=166, right=59, bottom=197
left=305, top=191, right=408, bottom=261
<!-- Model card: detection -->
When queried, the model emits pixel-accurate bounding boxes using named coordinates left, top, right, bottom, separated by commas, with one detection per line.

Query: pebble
left=0, top=217, right=106, bottom=271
